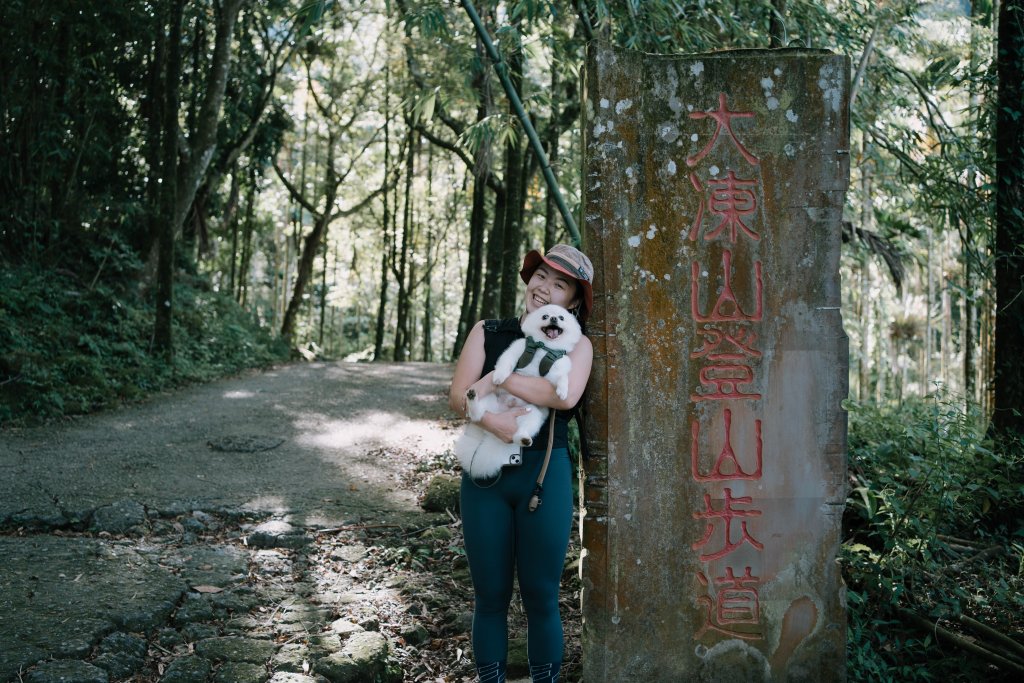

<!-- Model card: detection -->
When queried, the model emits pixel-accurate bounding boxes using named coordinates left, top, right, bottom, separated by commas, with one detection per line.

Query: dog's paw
left=555, top=380, right=570, bottom=400
left=519, top=436, right=533, bottom=447
left=466, top=388, right=476, bottom=400
left=492, top=370, right=510, bottom=385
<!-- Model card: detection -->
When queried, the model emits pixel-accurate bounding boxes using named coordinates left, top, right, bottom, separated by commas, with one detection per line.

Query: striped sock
left=529, top=662, right=560, bottom=683
left=476, top=661, right=506, bottom=683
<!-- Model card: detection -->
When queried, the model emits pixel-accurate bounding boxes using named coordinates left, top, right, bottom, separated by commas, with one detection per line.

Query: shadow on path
left=0, top=361, right=497, bottom=683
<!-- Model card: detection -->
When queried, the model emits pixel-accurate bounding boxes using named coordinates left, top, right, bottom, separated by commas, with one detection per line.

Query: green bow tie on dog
left=516, top=337, right=567, bottom=376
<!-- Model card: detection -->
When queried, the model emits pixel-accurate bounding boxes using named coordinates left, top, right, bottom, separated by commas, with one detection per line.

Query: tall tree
left=393, top=125, right=417, bottom=360
left=274, top=123, right=385, bottom=344
left=374, top=60, right=394, bottom=361
left=993, top=0, right=1024, bottom=434
left=274, top=21, right=389, bottom=346
left=153, top=0, right=185, bottom=358
left=185, top=3, right=300, bottom=260
left=153, top=0, right=245, bottom=356
left=497, top=16, right=526, bottom=318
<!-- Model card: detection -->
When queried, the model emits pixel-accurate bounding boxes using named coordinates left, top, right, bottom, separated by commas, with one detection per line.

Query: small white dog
left=455, top=304, right=583, bottom=479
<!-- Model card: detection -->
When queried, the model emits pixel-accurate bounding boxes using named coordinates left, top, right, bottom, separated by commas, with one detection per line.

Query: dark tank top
left=482, top=317, right=571, bottom=452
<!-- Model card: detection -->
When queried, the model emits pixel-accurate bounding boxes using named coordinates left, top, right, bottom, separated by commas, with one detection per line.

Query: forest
left=1, top=0, right=1023, bottom=680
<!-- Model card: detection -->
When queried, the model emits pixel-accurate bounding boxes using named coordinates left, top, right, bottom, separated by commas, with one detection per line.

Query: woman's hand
left=479, top=405, right=533, bottom=444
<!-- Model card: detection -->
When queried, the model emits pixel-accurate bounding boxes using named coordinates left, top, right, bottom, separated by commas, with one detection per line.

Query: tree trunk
left=374, top=241, right=390, bottom=361
left=154, top=0, right=244, bottom=356
left=963, top=210, right=976, bottom=402
left=280, top=209, right=331, bottom=344
left=181, top=12, right=208, bottom=260
left=498, top=28, right=525, bottom=318
left=374, top=78, right=393, bottom=362
left=280, top=138, right=338, bottom=344
left=422, top=220, right=434, bottom=362
left=143, top=20, right=166, bottom=258
left=964, top=0, right=986, bottom=404
left=183, top=9, right=298, bottom=253
left=153, top=0, right=184, bottom=358
left=171, top=0, right=244, bottom=235
left=454, top=170, right=487, bottom=357
left=318, top=237, right=328, bottom=348
left=858, top=140, right=874, bottom=401
left=993, top=0, right=1024, bottom=435
left=544, top=60, right=560, bottom=250
left=480, top=185, right=506, bottom=320
left=925, top=226, right=934, bottom=389
left=479, top=6, right=505, bottom=323
left=393, top=125, right=416, bottom=361
left=454, top=44, right=493, bottom=355
left=227, top=166, right=241, bottom=294
left=237, top=167, right=257, bottom=305
left=421, top=142, right=436, bottom=362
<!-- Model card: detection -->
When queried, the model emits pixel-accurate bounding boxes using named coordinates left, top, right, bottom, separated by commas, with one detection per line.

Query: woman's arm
left=449, top=321, right=486, bottom=417
left=449, top=321, right=532, bottom=443
left=490, top=335, right=593, bottom=411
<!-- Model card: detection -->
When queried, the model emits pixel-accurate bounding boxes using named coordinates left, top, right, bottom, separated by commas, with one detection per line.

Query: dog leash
left=528, top=414, right=557, bottom=513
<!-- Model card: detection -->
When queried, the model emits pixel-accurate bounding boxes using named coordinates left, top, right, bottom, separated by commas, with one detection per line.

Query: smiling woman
left=447, top=244, right=594, bottom=683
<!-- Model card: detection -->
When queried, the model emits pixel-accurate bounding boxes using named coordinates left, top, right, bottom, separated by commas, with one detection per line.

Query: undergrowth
left=0, top=264, right=288, bottom=428
left=843, top=398, right=1024, bottom=681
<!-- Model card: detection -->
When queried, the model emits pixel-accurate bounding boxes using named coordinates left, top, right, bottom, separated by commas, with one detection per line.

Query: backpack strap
left=483, top=318, right=521, bottom=334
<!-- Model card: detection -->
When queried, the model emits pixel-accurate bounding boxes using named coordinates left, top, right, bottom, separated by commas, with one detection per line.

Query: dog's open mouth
left=542, top=324, right=563, bottom=340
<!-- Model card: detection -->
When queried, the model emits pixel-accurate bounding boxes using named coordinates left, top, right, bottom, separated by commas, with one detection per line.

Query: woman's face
left=524, top=263, right=580, bottom=314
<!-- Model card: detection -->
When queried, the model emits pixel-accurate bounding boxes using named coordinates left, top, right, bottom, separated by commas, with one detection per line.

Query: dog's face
left=522, top=304, right=582, bottom=351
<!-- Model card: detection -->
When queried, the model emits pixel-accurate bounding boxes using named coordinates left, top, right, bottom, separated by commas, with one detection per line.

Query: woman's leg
left=461, top=474, right=516, bottom=671
left=514, top=451, right=573, bottom=680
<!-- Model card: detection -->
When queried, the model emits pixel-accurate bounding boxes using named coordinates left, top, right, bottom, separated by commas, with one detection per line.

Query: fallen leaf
left=191, top=585, right=223, bottom=593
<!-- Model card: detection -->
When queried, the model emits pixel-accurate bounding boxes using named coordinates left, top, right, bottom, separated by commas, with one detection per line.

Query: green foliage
left=0, top=265, right=288, bottom=428
left=843, top=398, right=1024, bottom=681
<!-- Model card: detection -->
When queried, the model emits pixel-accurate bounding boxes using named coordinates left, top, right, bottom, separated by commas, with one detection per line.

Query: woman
left=449, top=244, right=594, bottom=683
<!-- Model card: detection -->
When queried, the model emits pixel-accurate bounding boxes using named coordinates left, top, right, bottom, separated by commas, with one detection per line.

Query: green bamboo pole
left=460, top=0, right=582, bottom=248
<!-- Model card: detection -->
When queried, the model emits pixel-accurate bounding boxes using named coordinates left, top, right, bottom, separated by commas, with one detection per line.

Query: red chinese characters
left=685, top=91, right=766, bottom=643
left=691, top=326, right=762, bottom=362
left=691, top=488, right=764, bottom=562
left=691, top=409, right=763, bottom=481
left=686, top=93, right=760, bottom=167
left=691, top=251, right=763, bottom=323
left=688, top=171, right=761, bottom=243
left=695, top=567, right=762, bottom=640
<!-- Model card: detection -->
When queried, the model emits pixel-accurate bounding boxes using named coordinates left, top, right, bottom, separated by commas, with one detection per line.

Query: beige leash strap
left=528, top=414, right=557, bottom=512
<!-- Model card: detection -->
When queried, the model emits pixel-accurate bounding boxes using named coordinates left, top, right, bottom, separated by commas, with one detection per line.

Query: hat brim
left=520, top=250, right=594, bottom=322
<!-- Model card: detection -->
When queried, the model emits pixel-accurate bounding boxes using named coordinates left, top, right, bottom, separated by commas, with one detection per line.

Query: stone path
left=0, top=362, right=526, bottom=683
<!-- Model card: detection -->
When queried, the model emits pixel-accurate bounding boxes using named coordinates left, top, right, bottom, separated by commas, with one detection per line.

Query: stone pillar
left=581, top=44, right=850, bottom=682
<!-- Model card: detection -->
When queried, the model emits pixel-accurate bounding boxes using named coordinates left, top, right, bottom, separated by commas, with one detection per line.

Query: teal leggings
left=460, top=448, right=574, bottom=665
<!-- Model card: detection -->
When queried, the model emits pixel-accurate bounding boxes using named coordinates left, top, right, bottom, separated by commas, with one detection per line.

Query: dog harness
left=516, top=337, right=567, bottom=376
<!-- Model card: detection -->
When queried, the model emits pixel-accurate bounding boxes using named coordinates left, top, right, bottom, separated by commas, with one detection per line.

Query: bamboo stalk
left=899, top=609, right=1024, bottom=674
left=459, top=0, right=581, bottom=247
left=936, top=534, right=988, bottom=548
left=958, top=614, right=1024, bottom=664
left=943, top=545, right=1003, bottom=574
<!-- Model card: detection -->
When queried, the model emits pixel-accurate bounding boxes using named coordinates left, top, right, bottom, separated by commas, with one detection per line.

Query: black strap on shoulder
left=483, top=318, right=521, bottom=333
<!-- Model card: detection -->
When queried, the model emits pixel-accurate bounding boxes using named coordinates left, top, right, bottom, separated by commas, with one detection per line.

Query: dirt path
left=3, top=361, right=564, bottom=683
left=1, top=361, right=456, bottom=529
